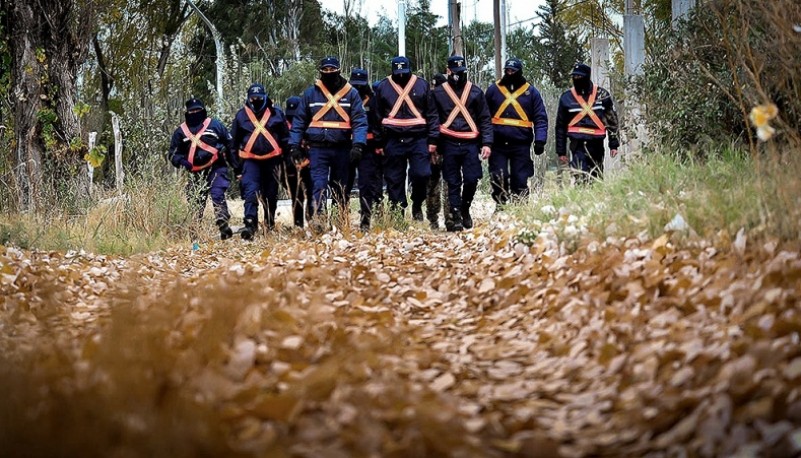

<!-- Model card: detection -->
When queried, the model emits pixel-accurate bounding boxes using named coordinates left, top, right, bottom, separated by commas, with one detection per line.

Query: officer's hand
left=290, top=145, right=305, bottom=166
left=558, top=155, right=569, bottom=164
left=180, top=159, right=193, bottom=171
left=428, top=144, right=437, bottom=154
left=480, top=146, right=491, bottom=160
left=534, top=141, right=546, bottom=156
left=375, top=148, right=384, bottom=156
left=610, top=149, right=618, bottom=158
left=350, top=143, right=364, bottom=164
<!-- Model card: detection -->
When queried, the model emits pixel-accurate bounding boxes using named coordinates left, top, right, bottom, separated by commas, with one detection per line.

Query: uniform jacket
left=485, top=80, right=548, bottom=145
left=289, top=77, right=369, bottom=147
left=168, top=117, right=231, bottom=170
left=230, top=105, right=290, bottom=173
left=374, top=76, right=439, bottom=145
left=430, top=82, right=493, bottom=146
left=555, top=83, right=620, bottom=156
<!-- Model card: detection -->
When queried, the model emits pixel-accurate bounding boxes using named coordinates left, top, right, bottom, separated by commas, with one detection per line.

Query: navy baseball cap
left=248, top=83, right=267, bottom=98
left=185, top=98, right=205, bottom=111
left=571, top=63, right=591, bottom=78
left=504, top=58, right=523, bottom=72
left=349, top=68, right=370, bottom=86
left=391, top=56, right=411, bottom=75
left=285, top=96, right=301, bottom=117
left=447, top=55, right=467, bottom=73
left=319, top=56, right=341, bottom=70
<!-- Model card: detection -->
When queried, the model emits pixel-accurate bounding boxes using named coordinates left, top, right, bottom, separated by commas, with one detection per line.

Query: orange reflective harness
left=440, top=81, right=479, bottom=140
left=567, top=85, right=606, bottom=136
left=382, top=75, right=426, bottom=128
left=309, top=81, right=353, bottom=129
left=179, top=117, right=218, bottom=172
left=363, top=95, right=375, bottom=140
left=491, top=82, right=533, bottom=128
left=239, top=107, right=283, bottom=160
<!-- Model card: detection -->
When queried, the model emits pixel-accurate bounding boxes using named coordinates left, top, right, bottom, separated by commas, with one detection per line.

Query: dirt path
left=1, top=217, right=800, bottom=457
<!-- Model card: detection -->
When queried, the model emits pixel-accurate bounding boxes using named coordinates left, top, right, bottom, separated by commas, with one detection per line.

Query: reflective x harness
left=382, top=75, right=426, bottom=128
left=491, top=82, right=533, bottom=128
left=179, top=117, right=218, bottom=172
left=309, top=81, right=353, bottom=129
left=567, top=85, right=606, bottom=136
left=239, top=106, right=282, bottom=160
left=440, top=81, right=479, bottom=140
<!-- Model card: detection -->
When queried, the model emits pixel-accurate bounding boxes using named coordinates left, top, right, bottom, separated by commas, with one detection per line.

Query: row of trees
left=2, top=0, right=750, bottom=215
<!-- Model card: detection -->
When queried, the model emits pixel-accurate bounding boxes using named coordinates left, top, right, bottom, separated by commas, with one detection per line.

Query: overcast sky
left=318, top=0, right=546, bottom=29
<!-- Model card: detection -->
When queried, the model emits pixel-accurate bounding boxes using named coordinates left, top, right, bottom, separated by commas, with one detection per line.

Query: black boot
left=241, top=218, right=257, bottom=240
left=217, top=219, right=233, bottom=240
left=359, top=214, right=370, bottom=232
left=412, top=203, right=424, bottom=222
left=446, top=208, right=463, bottom=232
left=461, top=206, right=473, bottom=230
left=428, top=216, right=439, bottom=230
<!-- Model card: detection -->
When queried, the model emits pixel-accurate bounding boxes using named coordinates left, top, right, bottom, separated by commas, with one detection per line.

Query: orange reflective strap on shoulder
left=567, top=85, right=606, bottom=136
left=439, top=81, right=479, bottom=139
left=309, top=81, right=352, bottom=129
left=239, top=106, right=283, bottom=160
left=382, top=75, right=426, bottom=127
left=180, top=118, right=219, bottom=172
left=491, top=82, right=533, bottom=128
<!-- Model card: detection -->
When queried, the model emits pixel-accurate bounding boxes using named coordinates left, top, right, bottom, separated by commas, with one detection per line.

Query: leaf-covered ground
left=2, top=214, right=801, bottom=457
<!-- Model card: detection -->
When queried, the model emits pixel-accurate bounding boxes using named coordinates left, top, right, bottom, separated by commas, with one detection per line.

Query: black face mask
left=572, top=76, right=591, bottom=93
left=392, top=73, right=412, bottom=86
left=501, top=71, right=525, bottom=88
left=448, top=71, right=467, bottom=89
left=185, top=109, right=207, bottom=127
left=357, top=85, right=372, bottom=99
left=247, top=96, right=267, bottom=113
left=320, top=71, right=342, bottom=90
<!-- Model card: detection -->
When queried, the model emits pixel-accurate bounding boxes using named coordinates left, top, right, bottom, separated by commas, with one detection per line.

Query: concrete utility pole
left=398, top=0, right=407, bottom=56
left=449, top=0, right=463, bottom=56
left=624, top=0, right=648, bottom=155
left=590, top=38, right=610, bottom=90
left=186, top=0, right=224, bottom=106
left=672, top=0, right=697, bottom=29
left=500, top=0, right=508, bottom=66
left=494, top=0, right=502, bottom=78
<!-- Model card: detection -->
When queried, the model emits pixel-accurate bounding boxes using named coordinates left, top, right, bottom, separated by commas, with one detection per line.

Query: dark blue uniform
left=351, top=93, right=384, bottom=230
left=283, top=96, right=314, bottom=228
left=485, top=77, right=548, bottom=205
left=289, top=77, right=368, bottom=216
left=555, top=79, right=619, bottom=183
left=168, top=115, right=232, bottom=235
left=430, top=80, right=493, bottom=228
left=230, top=92, right=289, bottom=236
left=375, top=69, right=439, bottom=217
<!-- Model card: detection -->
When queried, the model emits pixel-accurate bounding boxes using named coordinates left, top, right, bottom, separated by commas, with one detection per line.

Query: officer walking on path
left=485, top=58, right=548, bottom=210
left=555, top=63, right=620, bottom=184
left=374, top=56, right=439, bottom=225
left=429, top=55, right=493, bottom=232
left=426, top=73, right=450, bottom=230
left=168, top=97, right=233, bottom=240
left=230, top=84, right=289, bottom=240
left=289, top=56, right=368, bottom=231
left=282, top=95, right=314, bottom=229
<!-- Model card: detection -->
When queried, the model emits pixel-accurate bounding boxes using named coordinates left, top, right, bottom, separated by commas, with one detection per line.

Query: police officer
left=430, top=55, right=493, bottom=232
left=288, top=56, right=368, bottom=231
left=346, top=68, right=383, bottom=231
left=283, top=95, right=314, bottom=228
left=374, top=56, right=439, bottom=224
left=426, top=73, right=450, bottom=230
left=555, top=63, right=620, bottom=184
left=485, top=58, right=548, bottom=210
left=230, top=83, right=289, bottom=240
left=168, top=97, right=233, bottom=240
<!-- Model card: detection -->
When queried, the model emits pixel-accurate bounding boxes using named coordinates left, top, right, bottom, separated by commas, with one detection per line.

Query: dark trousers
left=570, top=138, right=606, bottom=184
left=357, top=148, right=384, bottom=222
left=426, top=159, right=452, bottom=226
left=187, top=165, right=230, bottom=224
left=383, top=137, right=431, bottom=210
left=283, top=161, right=314, bottom=227
left=309, top=145, right=351, bottom=214
left=489, top=142, right=533, bottom=205
left=241, top=157, right=282, bottom=228
left=441, top=140, right=482, bottom=211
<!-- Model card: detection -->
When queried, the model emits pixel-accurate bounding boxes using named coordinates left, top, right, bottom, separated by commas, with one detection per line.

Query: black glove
left=350, top=143, right=364, bottom=164
left=290, top=145, right=305, bottom=165
left=179, top=159, right=193, bottom=171
left=533, top=141, right=546, bottom=156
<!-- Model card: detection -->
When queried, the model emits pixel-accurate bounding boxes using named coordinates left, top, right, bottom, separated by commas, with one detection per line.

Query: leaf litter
left=1, top=218, right=800, bottom=457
